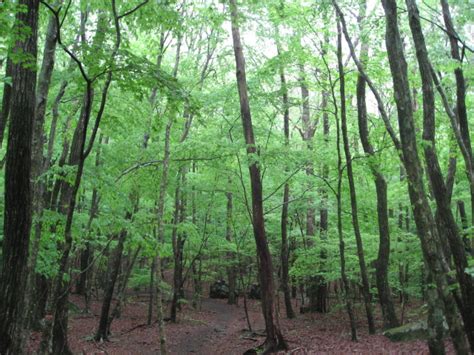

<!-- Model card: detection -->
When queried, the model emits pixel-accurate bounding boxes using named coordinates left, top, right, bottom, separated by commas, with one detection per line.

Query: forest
left=0, top=0, right=473, bottom=354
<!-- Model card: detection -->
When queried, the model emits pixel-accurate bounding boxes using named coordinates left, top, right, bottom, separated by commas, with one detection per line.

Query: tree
left=229, top=0, right=286, bottom=352
left=0, top=1, right=39, bottom=353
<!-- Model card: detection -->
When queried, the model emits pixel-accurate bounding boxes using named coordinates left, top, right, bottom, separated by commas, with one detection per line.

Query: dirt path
left=168, top=298, right=243, bottom=354
left=28, top=294, right=455, bottom=354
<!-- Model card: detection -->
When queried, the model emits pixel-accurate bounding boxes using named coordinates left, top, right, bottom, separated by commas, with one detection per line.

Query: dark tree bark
left=0, top=1, right=39, bottom=353
left=229, top=0, right=287, bottom=351
left=355, top=0, right=398, bottom=330
left=406, top=0, right=474, bottom=349
left=278, top=45, right=295, bottom=319
left=381, top=1, right=468, bottom=352
left=336, top=18, right=375, bottom=335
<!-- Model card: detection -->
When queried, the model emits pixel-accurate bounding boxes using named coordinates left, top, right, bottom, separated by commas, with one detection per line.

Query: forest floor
left=28, top=292, right=454, bottom=354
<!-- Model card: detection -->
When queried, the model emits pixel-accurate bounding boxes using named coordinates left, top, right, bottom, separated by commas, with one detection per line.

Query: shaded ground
left=28, top=293, right=454, bottom=354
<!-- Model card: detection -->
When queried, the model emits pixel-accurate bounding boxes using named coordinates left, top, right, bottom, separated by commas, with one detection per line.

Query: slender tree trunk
left=226, top=190, right=237, bottom=305
left=277, top=44, right=295, bottom=319
left=230, top=1, right=287, bottom=351
left=335, top=21, right=357, bottom=341
left=355, top=0, right=398, bottom=329
left=109, top=246, right=141, bottom=325
left=381, top=1, right=468, bottom=352
left=316, top=31, right=330, bottom=312
left=153, top=115, right=172, bottom=353
left=336, top=19, right=375, bottom=335
left=0, top=1, right=39, bottom=353
left=95, top=228, right=128, bottom=341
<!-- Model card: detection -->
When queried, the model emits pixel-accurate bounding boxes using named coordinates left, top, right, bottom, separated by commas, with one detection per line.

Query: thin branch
left=117, top=0, right=150, bottom=20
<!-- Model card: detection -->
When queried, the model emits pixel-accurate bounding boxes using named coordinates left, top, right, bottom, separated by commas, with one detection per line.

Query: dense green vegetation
left=0, top=0, right=472, bottom=353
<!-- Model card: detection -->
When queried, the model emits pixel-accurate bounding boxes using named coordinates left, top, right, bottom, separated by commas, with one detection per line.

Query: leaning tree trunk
left=336, top=19, right=375, bottom=335
left=406, top=0, right=474, bottom=349
left=229, top=1, right=287, bottom=352
left=381, top=1, right=469, bottom=353
left=0, top=1, right=39, bottom=353
left=355, top=0, right=399, bottom=330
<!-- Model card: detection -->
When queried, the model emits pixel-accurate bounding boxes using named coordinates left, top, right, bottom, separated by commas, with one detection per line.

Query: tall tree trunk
left=336, top=19, right=375, bottom=335
left=229, top=1, right=287, bottom=351
left=406, top=0, right=474, bottom=349
left=335, top=22, right=357, bottom=341
left=355, top=0, right=398, bottom=330
left=381, top=1, right=468, bottom=352
left=0, top=1, right=39, bottom=353
left=277, top=47, right=295, bottom=319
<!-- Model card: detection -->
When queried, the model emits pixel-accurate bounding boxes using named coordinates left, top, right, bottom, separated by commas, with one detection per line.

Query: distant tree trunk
left=170, top=179, right=182, bottom=323
left=77, top=186, right=99, bottom=298
left=170, top=169, right=187, bottom=322
left=152, top=114, right=172, bottom=354
left=226, top=190, right=237, bottom=305
left=316, top=29, right=330, bottom=312
left=95, top=227, right=128, bottom=341
left=147, top=258, right=156, bottom=325
left=109, top=246, right=141, bottom=325
left=356, top=0, right=398, bottom=330
left=77, top=136, right=103, bottom=297
left=336, top=19, right=375, bottom=335
left=406, top=0, right=474, bottom=349
left=230, top=1, right=287, bottom=351
left=381, top=1, right=468, bottom=352
left=277, top=48, right=295, bottom=319
left=0, top=1, right=39, bottom=353
left=335, top=21, right=357, bottom=341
